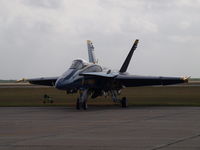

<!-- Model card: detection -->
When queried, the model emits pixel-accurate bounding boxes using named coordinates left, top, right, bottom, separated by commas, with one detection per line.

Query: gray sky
left=0, top=0, right=200, bottom=79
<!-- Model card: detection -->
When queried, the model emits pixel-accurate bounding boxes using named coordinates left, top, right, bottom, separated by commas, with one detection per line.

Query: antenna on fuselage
left=87, top=40, right=97, bottom=64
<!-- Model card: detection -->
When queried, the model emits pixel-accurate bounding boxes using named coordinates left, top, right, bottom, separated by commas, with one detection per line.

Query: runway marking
left=151, top=133, right=200, bottom=150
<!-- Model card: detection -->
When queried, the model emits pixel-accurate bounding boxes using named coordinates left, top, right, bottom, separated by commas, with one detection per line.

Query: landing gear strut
left=111, top=90, right=128, bottom=108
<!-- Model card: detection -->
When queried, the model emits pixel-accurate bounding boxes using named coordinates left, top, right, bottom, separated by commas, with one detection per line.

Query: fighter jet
left=25, top=39, right=188, bottom=110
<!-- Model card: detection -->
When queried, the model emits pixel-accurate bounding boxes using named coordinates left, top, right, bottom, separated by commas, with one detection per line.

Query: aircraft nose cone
left=55, top=78, right=64, bottom=89
left=55, top=78, right=73, bottom=90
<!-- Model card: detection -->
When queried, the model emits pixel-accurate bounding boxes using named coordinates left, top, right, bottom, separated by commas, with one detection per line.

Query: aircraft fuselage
left=55, top=59, right=103, bottom=91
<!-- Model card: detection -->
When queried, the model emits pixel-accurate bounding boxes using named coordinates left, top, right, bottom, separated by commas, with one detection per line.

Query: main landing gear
left=75, top=89, right=128, bottom=110
left=111, top=91, right=128, bottom=108
left=121, top=97, right=128, bottom=108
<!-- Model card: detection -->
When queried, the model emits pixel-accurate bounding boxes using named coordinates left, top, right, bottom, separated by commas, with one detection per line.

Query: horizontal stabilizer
left=119, top=39, right=139, bottom=73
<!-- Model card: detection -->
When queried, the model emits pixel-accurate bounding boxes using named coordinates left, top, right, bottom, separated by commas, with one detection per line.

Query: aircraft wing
left=115, top=75, right=188, bottom=87
left=80, top=72, right=187, bottom=87
left=26, top=77, right=58, bottom=86
left=80, top=72, right=118, bottom=78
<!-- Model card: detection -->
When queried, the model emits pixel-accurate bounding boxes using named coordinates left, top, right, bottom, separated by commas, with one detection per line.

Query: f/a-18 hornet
left=24, top=39, right=188, bottom=110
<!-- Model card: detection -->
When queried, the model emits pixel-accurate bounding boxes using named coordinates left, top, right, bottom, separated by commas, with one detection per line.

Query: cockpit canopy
left=70, top=59, right=89, bottom=70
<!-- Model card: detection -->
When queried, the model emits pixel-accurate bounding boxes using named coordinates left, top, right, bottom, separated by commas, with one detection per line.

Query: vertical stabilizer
left=87, top=40, right=97, bottom=64
left=119, top=39, right=139, bottom=73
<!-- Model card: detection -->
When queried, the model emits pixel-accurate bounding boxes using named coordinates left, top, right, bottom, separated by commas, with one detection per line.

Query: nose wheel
left=82, top=101, right=88, bottom=110
left=76, top=98, right=88, bottom=110
left=76, top=89, right=88, bottom=110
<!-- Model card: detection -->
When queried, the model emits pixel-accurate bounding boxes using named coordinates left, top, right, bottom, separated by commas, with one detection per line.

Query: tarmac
left=0, top=106, right=200, bottom=150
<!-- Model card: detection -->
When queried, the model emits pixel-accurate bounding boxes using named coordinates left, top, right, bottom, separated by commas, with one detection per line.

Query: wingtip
left=182, top=76, right=190, bottom=83
left=17, top=78, right=27, bottom=82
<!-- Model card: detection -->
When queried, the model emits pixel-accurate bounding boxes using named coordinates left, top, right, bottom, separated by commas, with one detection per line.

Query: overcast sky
left=0, top=0, right=200, bottom=79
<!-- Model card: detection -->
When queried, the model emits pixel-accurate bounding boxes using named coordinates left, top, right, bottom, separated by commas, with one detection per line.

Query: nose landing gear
left=76, top=89, right=88, bottom=110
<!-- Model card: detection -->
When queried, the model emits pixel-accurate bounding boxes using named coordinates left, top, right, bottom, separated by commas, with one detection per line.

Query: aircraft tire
left=76, top=98, right=80, bottom=110
left=121, top=97, right=128, bottom=108
left=82, top=101, right=88, bottom=110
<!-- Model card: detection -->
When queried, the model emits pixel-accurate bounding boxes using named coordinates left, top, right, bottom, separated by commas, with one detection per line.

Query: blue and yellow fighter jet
left=25, top=40, right=188, bottom=109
